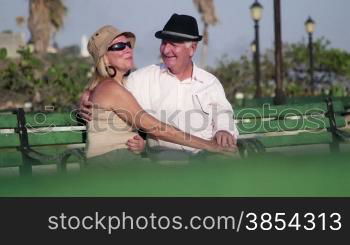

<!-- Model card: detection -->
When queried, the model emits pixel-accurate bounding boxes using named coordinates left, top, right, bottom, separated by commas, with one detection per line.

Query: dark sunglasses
left=107, top=41, right=132, bottom=51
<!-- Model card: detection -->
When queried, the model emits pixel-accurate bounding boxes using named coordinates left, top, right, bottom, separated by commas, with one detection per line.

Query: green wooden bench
left=235, top=99, right=350, bottom=156
left=0, top=108, right=86, bottom=175
left=1, top=99, right=349, bottom=175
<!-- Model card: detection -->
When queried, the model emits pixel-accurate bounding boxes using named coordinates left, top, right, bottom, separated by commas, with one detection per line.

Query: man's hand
left=126, top=135, right=146, bottom=154
left=207, top=138, right=238, bottom=157
left=79, top=90, right=93, bottom=121
left=213, top=130, right=236, bottom=148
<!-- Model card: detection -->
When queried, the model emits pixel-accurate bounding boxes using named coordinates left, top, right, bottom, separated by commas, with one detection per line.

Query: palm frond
left=193, top=0, right=218, bottom=26
left=47, top=0, right=68, bottom=30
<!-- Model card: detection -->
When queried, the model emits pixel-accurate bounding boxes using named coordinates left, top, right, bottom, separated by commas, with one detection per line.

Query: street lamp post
left=305, top=16, right=316, bottom=95
left=250, top=40, right=256, bottom=53
left=250, top=0, right=263, bottom=98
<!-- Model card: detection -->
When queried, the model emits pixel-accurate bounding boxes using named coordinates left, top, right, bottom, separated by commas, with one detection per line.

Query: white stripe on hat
left=161, top=31, right=198, bottom=39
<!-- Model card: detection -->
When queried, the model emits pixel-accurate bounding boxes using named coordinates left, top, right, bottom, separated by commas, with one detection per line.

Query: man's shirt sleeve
left=211, top=80, right=239, bottom=138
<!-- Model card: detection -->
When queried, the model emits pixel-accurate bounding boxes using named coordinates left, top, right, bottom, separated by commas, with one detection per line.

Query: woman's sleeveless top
left=85, top=108, right=138, bottom=158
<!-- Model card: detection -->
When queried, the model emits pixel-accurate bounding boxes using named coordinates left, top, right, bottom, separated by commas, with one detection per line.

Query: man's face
left=160, top=40, right=196, bottom=74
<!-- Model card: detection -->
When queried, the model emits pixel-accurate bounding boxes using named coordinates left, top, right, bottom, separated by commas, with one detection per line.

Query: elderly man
left=80, top=13, right=238, bottom=158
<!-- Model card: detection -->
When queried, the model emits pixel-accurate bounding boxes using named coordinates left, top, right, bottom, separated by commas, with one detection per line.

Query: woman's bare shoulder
left=89, top=79, right=127, bottom=108
left=97, top=79, right=124, bottom=91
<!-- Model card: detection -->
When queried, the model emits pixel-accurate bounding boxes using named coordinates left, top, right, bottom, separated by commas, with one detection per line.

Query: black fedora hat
left=155, top=13, right=202, bottom=42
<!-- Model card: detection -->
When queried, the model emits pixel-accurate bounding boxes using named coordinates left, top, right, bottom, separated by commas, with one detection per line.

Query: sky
left=1, top=0, right=349, bottom=68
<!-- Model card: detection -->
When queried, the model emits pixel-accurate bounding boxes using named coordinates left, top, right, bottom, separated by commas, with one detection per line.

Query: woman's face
left=106, top=35, right=134, bottom=73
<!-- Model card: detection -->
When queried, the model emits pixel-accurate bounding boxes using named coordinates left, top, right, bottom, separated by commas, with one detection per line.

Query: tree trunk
left=28, top=0, right=51, bottom=54
left=273, top=0, right=286, bottom=105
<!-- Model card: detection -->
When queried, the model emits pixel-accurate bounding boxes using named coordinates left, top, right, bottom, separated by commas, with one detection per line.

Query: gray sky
left=1, top=0, right=349, bottom=68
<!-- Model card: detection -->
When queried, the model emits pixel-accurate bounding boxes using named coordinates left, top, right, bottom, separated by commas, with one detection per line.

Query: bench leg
left=57, top=161, right=67, bottom=173
left=19, top=153, right=33, bottom=176
left=237, top=138, right=266, bottom=158
left=58, top=148, right=85, bottom=173
left=19, top=162, right=32, bottom=176
left=329, top=140, right=340, bottom=153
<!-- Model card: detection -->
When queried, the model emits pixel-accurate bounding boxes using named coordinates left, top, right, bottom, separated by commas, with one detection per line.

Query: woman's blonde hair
left=87, top=55, right=110, bottom=91
left=88, top=55, right=130, bottom=90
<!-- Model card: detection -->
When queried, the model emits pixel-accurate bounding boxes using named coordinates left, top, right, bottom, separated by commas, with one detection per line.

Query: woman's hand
left=78, top=90, right=93, bottom=121
left=126, top=135, right=146, bottom=154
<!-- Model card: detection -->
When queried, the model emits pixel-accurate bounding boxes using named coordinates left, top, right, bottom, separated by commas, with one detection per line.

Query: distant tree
left=1, top=30, right=13, bottom=34
left=16, top=16, right=26, bottom=28
left=0, top=48, right=7, bottom=60
left=28, top=0, right=67, bottom=54
left=284, top=37, right=350, bottom=82
left=209, top=55, right=254, bottom=102
left=240, top=37, right=350, bottom=96
left=210, top=38, right=350, bottom=101
left=0, top=46, right=91, bottom=111
left=193, top=0, right=218, bottom=68
left=267, top=37, right=350, bottom=95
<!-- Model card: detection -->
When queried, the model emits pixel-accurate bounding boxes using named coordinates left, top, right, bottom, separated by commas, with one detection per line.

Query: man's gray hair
left=185, top=41, right=194, bottom=48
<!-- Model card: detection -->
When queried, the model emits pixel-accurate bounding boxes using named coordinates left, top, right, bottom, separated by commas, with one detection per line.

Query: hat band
left=161, top=31, right=199, bottom=39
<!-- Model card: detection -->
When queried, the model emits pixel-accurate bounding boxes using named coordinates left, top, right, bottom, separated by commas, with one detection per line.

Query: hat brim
left=155, top=31, right=202, bottom=42
left=115, top=31, right=136, bottom=48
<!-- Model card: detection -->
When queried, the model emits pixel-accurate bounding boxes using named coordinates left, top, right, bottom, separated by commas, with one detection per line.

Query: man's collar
left=191, top=63, right=204, bottom=84
left=159, top=62, right=204, bottom=84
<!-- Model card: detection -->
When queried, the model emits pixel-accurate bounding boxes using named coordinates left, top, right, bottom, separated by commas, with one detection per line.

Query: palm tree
left=193, top=0, right=218, bottom=68
left=28, top=0, right=67, bottom=54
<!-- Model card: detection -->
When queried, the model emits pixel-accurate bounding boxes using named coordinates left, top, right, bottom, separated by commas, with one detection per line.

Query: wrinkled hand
left=213, top=130, right=237, bottom=148
left=79, top=90, right=93, bottom=121
left=126, top=135, right=146, bottom=154
left=216, top=141, right=238, bottom=154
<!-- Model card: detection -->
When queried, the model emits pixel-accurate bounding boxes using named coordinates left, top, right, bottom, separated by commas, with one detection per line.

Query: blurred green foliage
left=1, top=48, right=44, bottom=91
left=0, top=48, right=7, bottom=60
left=0, top=47, right=92, bottom=111
left=287, top=37, right=350, bottom=77
left=0, top=37, right=349, bottom=111
left=210, top=37, right=350, bottom=103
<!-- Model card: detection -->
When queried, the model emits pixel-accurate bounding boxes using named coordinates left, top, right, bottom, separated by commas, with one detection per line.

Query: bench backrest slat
left=0, top=114, right=18, bottom=129
left=0, top=112, right=82, bottom=129
left=241, top=96, right=349, bottom=108
left=24, top=112, right=81, bottom=127
left=235, top=101, right=346, bottom=135
left=235, top=102, right=330, bottom=119
left=28, top=131, right=85, bottom=146
left=237, top=116, right=346, bottom=135
left=0, top=130, right=85, bottom=148
left=0, top=134, right=20, bottom=148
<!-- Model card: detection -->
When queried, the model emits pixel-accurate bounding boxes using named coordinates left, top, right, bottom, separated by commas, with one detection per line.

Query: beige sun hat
left=87, top=25, right=136, bottom=65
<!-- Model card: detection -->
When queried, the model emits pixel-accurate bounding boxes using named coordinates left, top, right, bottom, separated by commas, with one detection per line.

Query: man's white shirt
left=125, top=63, right=238, bottom=153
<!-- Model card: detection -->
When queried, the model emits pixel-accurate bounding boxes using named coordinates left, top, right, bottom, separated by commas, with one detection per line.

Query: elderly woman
left=84, top=25, right=234, bottom=164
